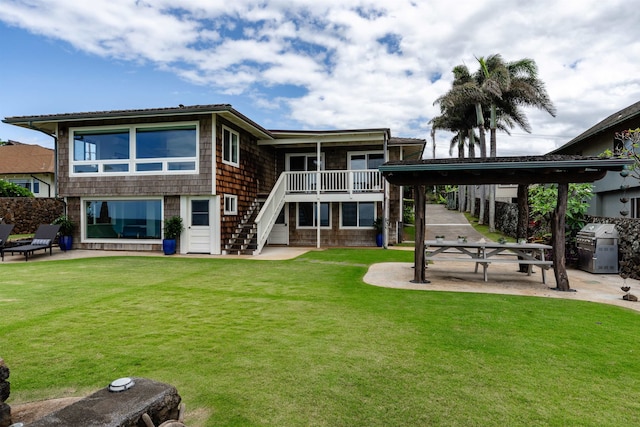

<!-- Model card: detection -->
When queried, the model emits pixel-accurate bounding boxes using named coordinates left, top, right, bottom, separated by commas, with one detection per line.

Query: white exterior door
left=187, top=198, right=213, bottom=253
left=268, top=205, right=289, bottom=245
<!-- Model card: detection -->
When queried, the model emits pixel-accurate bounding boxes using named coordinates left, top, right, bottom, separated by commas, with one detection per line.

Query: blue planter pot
left=376, top=233, right=383, bottom=247
left=59, top=235, right=73, bottom=251
left=163, top=239, right=177, bottom=255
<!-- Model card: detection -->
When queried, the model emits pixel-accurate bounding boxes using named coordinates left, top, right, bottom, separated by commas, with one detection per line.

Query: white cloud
left=2, top=0, right=640, bottom=158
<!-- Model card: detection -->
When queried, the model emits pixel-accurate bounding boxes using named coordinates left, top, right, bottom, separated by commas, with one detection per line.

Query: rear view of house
left=3, top=105, right=423, bottom=255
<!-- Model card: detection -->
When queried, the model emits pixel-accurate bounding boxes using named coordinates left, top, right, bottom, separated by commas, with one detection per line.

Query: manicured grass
left=2, top=249, right=640, bottom=426
left=464, top=212, right=515, bottom=242
left=402, top=223, right=415, bottom=242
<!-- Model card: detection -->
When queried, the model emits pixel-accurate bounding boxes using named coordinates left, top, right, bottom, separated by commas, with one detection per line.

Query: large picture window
left=341, top=202, right=375, bottom=228
left=222, top=126, right=239, bottom=166
left=84, top=199, right=162, bottom=240
left=71, top=122, right=198, bottom=175
left=297, top=202, right=330, bottom=228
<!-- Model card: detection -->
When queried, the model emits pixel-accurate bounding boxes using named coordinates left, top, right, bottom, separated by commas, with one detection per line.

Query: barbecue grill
left=576, top=223, right=619, bottom=273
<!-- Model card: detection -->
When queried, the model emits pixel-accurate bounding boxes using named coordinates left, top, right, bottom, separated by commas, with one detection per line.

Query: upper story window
left=286, top=153, right=324, bottom=171
left=349, top=151, right=384, bottom=170
left=222, top=126, right=239, bottom=167
left=70, top=122, right=198, bottom=176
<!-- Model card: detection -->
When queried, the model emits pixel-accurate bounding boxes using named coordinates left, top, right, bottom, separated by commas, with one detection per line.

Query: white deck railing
left=254, top=169, right=383, bottom=254
left=286, top=169, right=383, bottom=193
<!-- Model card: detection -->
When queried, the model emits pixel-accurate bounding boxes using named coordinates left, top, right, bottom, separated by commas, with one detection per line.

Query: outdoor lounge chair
left=0, top=223, right=16, bottom=261
left=3, top=224, right=61, bottom=261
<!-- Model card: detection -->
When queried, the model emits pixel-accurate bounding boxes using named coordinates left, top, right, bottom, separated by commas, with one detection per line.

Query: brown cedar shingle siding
left=58, top=114, right=214, bottom=198
left=287, top=202, right=378, bottom=247
left=216, top=117, right=277, bottom=247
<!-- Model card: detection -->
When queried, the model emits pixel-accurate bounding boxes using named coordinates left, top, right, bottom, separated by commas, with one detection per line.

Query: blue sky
left=1, top=0, right=639, bottom=158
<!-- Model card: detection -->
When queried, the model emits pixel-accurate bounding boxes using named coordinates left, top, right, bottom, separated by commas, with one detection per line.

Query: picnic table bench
left=425, top=240, right=553, bottom=283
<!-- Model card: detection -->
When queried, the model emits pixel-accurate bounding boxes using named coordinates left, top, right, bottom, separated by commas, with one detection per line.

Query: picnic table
left=425, top=240, right=553, bottom=283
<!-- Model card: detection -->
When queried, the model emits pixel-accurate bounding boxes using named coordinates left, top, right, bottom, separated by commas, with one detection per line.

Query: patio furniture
left=3, top=224, right=61, bottom=261
left=0, top=223, right=16, bottom=261
left=425, top=240, right=553, bottom=283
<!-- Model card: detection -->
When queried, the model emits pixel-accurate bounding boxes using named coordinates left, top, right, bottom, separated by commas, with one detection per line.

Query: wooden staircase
left=224, top=197, right=265, bottom=255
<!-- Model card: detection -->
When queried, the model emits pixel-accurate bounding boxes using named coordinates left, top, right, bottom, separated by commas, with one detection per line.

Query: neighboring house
left=3, top=105, right=424, bottom=254
left=0, top=140, right=56, bottom=197
left=550, top=100, right=640, bottom=218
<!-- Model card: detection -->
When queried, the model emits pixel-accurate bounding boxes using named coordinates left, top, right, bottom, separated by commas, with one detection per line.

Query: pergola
left=379, top=155, right=633, bottom=291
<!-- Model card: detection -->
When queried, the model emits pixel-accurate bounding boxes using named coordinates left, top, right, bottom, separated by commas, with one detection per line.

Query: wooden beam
left=382, top=170, right=607, bottom=186
left=552, top=182, right=571, bottom=291
left=413, top=185, right=428, bottom=283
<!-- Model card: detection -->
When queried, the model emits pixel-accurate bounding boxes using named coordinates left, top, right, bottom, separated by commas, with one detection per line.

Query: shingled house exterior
left=3, top=105, right=424, bottom=254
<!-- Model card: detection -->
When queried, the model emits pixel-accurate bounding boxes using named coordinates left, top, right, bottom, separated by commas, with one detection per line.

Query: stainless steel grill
left=577, top=223, right=619, bottom=273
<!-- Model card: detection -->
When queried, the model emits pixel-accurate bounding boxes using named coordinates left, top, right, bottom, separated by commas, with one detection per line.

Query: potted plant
left=435, top=235, right=445, bottom=243
left=163, top=215, right=184, bottom=255
left=373, top=217, right=384, bottom=247
left=53, top=215, right=75, bottom=251
left=457, top=235, right=467, bottom=243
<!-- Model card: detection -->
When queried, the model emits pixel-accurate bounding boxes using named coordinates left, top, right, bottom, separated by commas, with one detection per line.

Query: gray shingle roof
left=551, top=100, right=640, bottom=153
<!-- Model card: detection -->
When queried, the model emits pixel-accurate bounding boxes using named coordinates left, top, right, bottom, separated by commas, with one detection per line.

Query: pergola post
left=412, top=185, right=428, bottom=283
left=552, top=182, right=570, bottom=291
left=517, top=184, right=529, bottom=273
left=379, top=156, right=633, bottom=290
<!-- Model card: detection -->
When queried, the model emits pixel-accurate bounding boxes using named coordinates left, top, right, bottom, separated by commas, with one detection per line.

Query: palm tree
left=476, top=54, right=556, bottom=231
left=429, top=108, right=471, bottom=211
left=431, top=54, right=555, bottom=230
left=433, top=65, right=484, bottom=212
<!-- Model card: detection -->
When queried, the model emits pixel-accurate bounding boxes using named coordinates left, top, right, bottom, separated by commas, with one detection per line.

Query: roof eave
left=3, top=104, right=275, bottom=140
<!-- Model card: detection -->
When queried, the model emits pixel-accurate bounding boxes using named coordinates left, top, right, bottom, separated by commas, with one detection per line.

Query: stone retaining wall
left=472, top=199, right=640, bottom=280
left=0, top=358, right=11, bottom=427
left=0, top=197, right=65, bottom=234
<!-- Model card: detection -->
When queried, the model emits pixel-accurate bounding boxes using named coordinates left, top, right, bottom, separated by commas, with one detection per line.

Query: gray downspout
left=30, top=174, right=52, bottom=197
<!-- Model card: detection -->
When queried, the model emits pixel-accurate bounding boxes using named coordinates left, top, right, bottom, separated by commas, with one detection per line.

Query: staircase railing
left=254, top=173, right=287, bottom=255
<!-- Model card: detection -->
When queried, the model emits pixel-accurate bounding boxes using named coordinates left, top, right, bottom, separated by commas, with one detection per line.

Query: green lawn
left=2, top=249, right=640, bottom=426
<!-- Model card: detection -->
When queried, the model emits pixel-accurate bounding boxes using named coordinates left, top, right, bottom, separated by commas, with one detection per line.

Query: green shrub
left=0, top=179, right=33, bottom=197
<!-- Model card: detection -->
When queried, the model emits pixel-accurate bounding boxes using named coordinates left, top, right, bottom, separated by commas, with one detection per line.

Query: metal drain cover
left=109, top=377, right=135, bottom=392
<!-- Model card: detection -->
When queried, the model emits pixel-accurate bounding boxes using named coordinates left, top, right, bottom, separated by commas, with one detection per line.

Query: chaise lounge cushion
left=31, top=238, right=51, bottom=246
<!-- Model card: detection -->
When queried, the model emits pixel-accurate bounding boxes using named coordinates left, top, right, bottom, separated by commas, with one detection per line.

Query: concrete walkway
left=423, top=203, right=486, bottom=241
left=367, top=204, right=640, bottom=313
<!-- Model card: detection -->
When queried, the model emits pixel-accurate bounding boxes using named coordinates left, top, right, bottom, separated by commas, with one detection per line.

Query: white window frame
left=69, top=121, right=199, bottom=177
left=296, top=202, right=332, bottom=229
left=8, top=178, right=39, bottom=194
left=347, top=151, right=384, bottom=170
left=224, top=194, right=238, bottom=215
left=339, top=201, right=377, bottom=229
left=81, top=196, right=163, bottom=243
left=222, top=125, right=240, bottom=167
left=285, top=153, right=325, bottom=171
